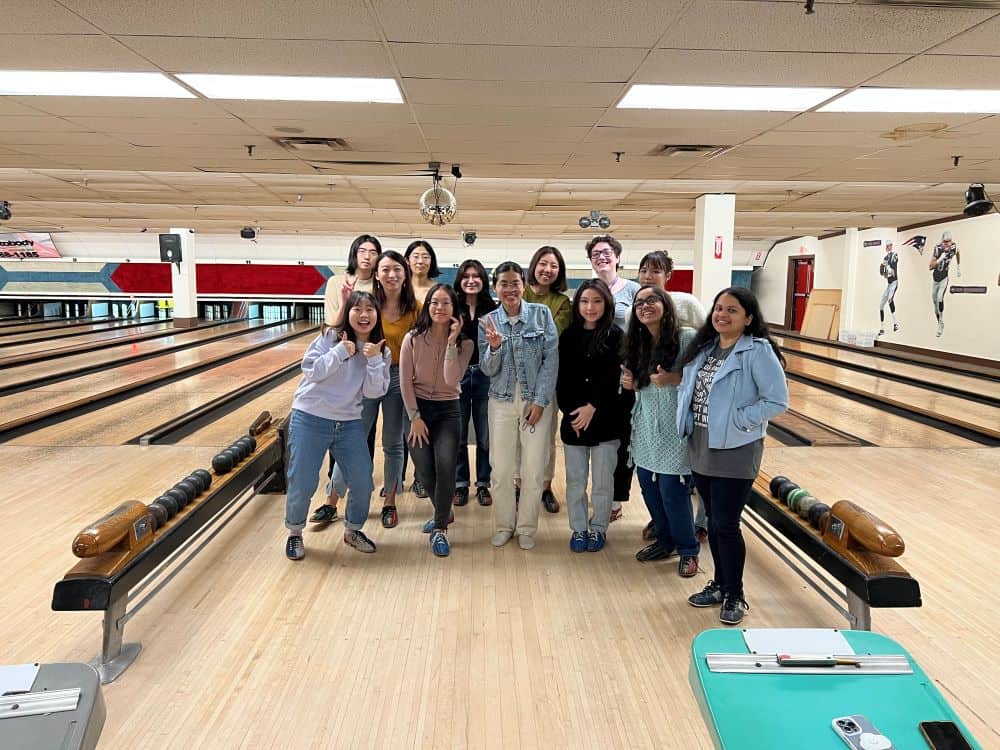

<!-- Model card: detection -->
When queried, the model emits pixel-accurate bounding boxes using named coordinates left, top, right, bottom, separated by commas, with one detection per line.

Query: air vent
left=271, top=137, right=351, bottom=153
left=650, top=144, right=731, bottom=158
left=859, top=0, right=1000, bottom=7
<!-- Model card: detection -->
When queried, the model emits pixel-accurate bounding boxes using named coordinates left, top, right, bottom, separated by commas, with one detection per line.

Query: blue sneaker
left=569, top=532, right=587, bottom=553
left=422, top=511, right=455, bottom=533
left=586, top=530, right=606, bottom=552
left=430, top=530, right=450, bottom=557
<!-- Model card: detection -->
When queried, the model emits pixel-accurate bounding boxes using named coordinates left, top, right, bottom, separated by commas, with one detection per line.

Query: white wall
left=35, top=231, right=767, bottom=271
left=754, top=214, right=1000, bottom=361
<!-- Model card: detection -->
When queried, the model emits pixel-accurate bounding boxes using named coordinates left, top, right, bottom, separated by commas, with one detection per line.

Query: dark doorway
left=785, top=256, right=814, bottom=331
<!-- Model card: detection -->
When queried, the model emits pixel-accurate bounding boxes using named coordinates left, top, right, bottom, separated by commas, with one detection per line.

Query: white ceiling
left=1, top=0, right=999, bottom=240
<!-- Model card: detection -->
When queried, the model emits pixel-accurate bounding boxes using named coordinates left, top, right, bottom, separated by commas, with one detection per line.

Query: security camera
left=578, top=216, right=591, bottom=229
left=240, top=226, right=256, bottom=240
left=579, top=210, right=611, bottom=230
left=0, top=201, right=11, bottom=221
left=964, top=183, right=995, bottom=217
left=463, top=230, right=477, bottom=246
left=451, top=164, right=463, bottom=180
left=598, top=215, right=612, bottom=230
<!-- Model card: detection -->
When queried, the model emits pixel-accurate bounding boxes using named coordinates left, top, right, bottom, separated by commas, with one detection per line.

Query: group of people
left=283, top=234, right=789, bottom=625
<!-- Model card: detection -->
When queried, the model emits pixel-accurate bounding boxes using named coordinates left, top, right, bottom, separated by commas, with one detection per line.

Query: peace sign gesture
left=339, top=275, right=356, bottom=305
left=480, top=315, right=503, bottom=351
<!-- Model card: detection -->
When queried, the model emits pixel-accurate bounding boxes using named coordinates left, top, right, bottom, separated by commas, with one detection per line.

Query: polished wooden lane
left=0, top=317, right=166, bottom=347
left=0, top=323, right=314, bottom=436
left=177, top=378, right=300, bottom=446
left=786, top=380, right=981, bottom=448
left=9, top=338, right=310, bottom=447
left=0, top=319, right=279, bottom=388
left=776, top=336, right=1000, bottom=401
left=0, top=321, right=177, bottom=362
left=0, top=316, right=115, bottom=335
left=0, top=443, right=995, bottom=749
left=785, top=356, right=1000, bottom=439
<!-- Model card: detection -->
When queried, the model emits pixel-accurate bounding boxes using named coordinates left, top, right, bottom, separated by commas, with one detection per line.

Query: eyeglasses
left=496, top=281, right=523, bottom=290
left=590, top=249, right=616, bottom=259
left=634, top=297, right=662, bottom=309
left=428, top=300, right=453, bottom=307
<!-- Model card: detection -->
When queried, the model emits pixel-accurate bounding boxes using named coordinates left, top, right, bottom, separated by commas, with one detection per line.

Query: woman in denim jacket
left=676, top=287, right=788, bottom=625
left=479, top=261, right=559, bottom=550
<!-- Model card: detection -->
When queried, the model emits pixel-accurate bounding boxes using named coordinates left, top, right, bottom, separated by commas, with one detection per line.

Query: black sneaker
left=720, top=596, right=750, bottom=625
left=541, top=488, right=560, bottom=513
left=688, top=580, right=723, bottom=608
left=635, top=543, right=674, bottom=563
left=285, top=535, right=304, bottom=560
left=477, top=486, right=492, bottom=506
left=344, top=529, right=376, bottom=553
left=309, top=504, right=338, bottom=524
left=641, top=520, right=657, bottom=541
left=412, top=480, right=428, bottom=499
left=453, top=486, right=470, bottom=507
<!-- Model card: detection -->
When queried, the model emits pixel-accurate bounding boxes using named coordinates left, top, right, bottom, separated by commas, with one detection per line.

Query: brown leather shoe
left=476, top=486, right=492, bottom=506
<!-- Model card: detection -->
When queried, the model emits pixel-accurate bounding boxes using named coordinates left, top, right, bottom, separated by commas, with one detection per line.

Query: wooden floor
left=1, top=441, right=997, bottom=750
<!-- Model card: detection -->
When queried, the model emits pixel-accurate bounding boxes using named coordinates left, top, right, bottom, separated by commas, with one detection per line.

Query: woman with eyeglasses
left=405, top=240, right=440, bottom=307
left=327, top=250, right=421, bottom=531
left=523, top=245, right=572, bottom=515
left=400, top=284, right=473, bottom=557
left=677, top=287, right=788, bottom=626
left=586, top=234, right=640, bottom=522
left=452, top=259, right=498, bottom=508
left=621, top=286, right=699, bottom=577
left=480, top=261, right=558, bottom=550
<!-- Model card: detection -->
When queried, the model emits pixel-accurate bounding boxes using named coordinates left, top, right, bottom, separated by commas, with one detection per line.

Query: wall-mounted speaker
left=159, top=233, right=182, bottom=263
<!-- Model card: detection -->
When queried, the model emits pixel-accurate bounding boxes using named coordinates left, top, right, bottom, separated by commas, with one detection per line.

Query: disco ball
left=419, top=183, right=457, bottom=225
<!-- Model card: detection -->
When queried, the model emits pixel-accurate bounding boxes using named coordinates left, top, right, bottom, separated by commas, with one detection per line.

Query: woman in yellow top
left=522, top=245, right=572, bottom=514
left=326, top=250, right=421, bottom=530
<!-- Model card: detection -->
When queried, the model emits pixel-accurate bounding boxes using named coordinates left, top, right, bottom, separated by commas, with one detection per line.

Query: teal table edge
left=689, top=628, right=982, bottom=750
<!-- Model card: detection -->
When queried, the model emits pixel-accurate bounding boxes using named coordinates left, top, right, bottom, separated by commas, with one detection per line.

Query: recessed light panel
left=0, top=71, right=195, bottom=98
left=820, top=88, right=1000, bottom=113
left=178, top=74, right=403, bottom=103
left=618, top=84, right=843, bottom=112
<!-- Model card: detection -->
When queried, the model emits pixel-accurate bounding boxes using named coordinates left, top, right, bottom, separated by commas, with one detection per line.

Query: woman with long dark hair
left=678, top=287, right=788, bottom=625
left=556, top=279, right=623, bottom=552
left=405, top=239, right=440, bottom=306
left=400, top=284, right=473, bottom=556
left=621, top=286, right=699, bottom=576
left=452, top=259, right=498, bottom=507
left=523, top=245, right=572, bottom=514
left=326, top=250, right=421, bottom=530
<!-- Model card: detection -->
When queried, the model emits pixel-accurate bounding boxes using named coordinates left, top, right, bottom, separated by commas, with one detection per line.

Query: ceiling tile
left=0, top=34, right=155, bottom=70
left=1, top=1, right=98, bottom=33
left=869, top=54, right=1000, bottom=89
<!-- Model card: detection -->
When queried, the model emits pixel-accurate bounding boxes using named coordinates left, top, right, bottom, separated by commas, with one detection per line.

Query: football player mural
left=929, top=231, right=961, bottom=337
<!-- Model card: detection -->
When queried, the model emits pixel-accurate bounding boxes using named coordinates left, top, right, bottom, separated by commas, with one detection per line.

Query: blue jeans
left=285, top=409, right=374, bottom=533
left=455, top=366, right=491, bottom=489
left=564, top=441, right=618, bottom=534
left=636, top=468, right=699, bottom=557
left=331, top=364, right=405, bottom=500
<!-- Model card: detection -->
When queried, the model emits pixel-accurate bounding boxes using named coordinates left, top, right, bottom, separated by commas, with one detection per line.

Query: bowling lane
left=785, top=356, right=1000, bottom=439
left=9, top=337, right=311, bottom=447
left=0, top=322, right=315, bottom=435
left=0, top=316, right=115, bottom=336
left=785, top=380, right=980, bottom=448
left=776, top=337, right=1000, bottom=401
left=0, top=317, right=160, bottom=346
left=0, top=321, right=176, bottom=361
left=177, top=378, right=300, bottom=447
left=0, top=318, right=279, bottom=389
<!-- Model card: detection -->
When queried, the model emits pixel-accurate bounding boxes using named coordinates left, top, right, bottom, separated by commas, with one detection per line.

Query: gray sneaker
left=344, top=529, right=376, bottom=553
left=719, top=596, right=750, bottom=625
left=687, top=580, right=723, bottom=607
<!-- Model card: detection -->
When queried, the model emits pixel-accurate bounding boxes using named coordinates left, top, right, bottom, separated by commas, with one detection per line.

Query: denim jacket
left=675, top=334, right=788, bottom=449
left=479, top=301, right=558, bottom=406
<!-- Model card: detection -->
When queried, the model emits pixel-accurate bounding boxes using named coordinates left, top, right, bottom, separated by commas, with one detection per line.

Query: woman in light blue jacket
left=479, top=261, right=559, bottom=550
left=676, top=286, right=788, bottom=626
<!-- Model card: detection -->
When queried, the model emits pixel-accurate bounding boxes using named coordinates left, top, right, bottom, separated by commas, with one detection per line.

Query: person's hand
left=339, top=331, right=356, bottom=358
left=525, top=404, right=544, bottom=426
left=620, top=364, right=635, bottom=391
left=340, top=276, right=356, bottom=304
left=408, top=417, right=429, bottom=448
left=362, top=339, right=385, bottom=358
left=448, top=316, right=462, bottom=345
left=570, top=403, right=596, bottom=436
left=650, top=365, right=681, bottom=388
left=481, top=315, right=503, bottom=350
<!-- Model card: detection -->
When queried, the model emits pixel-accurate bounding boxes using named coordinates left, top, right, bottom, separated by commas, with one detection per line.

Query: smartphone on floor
left=919, top=721, right=974, bottom=750
left=831, top=715, right=894, bottom=750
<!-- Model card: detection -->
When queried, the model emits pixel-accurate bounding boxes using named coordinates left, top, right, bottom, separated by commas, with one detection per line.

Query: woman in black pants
left=676, top=287, right=788, bottom=626
left=400, top=284, right=473, bottom=556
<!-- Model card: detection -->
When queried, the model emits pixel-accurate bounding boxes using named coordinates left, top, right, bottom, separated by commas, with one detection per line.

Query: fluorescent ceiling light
left=819, top=88, right=1000, bottom=113
left=178, top=74, right=403, bottom=103
left=617, top=84, right=842, bottom=112
left=0, top=71, right=194, bottom=98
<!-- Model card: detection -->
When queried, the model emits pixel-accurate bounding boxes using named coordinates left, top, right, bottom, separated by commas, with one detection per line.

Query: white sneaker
left=518, top=534, right=536, bottom=550
left=491, top=530, right=513, bottom=547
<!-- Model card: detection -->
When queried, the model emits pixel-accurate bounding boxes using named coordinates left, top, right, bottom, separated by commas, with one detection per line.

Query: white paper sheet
left=0, top=663, right=40, bottom=695
left=742, top=628, right=855, bottom=656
